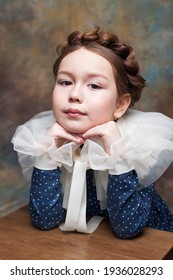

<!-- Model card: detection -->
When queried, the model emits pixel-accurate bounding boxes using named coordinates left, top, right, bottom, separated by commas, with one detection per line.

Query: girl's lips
left=64, top=108, right=86, bottom=117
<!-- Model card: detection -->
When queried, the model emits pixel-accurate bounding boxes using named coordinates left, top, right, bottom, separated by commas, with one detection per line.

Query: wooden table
left=0, top=206, right=173, bottom=260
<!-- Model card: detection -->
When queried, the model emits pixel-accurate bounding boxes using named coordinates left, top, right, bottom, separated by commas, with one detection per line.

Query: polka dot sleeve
left=29, top=167, right=65, bottom=230
left=107, top=170, right=154, bottom=239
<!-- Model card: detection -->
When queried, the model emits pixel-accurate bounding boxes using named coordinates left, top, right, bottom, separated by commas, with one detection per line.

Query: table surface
left=0, top=206, right=173, bottom=260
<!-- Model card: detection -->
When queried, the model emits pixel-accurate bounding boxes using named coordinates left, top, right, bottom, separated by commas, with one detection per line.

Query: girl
left=12, top=27, right=173, bottom=239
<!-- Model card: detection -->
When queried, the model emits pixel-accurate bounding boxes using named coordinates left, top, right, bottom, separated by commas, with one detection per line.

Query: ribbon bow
left=57, top=140, right=109, bottom=233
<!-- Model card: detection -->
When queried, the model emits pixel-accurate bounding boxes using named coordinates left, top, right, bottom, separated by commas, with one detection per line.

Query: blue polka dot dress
left=29, top=167, right=173, bottom=239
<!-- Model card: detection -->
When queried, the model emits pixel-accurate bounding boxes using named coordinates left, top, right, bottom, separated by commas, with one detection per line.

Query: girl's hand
left=82, top=121, right=122, bottom=154
left=47, top=122, right=84, bottom=148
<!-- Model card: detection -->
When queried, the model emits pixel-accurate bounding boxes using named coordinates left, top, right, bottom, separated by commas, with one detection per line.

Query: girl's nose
left=68, top=86, right=83, bottom=103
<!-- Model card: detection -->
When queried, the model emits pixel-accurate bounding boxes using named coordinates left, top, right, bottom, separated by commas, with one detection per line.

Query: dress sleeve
left=107, top=170, right=154, bottom=239
left=29, top=167, right=65, bottom=230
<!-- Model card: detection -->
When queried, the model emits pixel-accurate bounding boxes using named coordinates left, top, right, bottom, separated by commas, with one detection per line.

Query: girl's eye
left=57, top=80, right=72, bottom=86
left=89, top=84, right=102, bottom=90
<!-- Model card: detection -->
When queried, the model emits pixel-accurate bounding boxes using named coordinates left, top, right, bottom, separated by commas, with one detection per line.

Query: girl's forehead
left=62, top=48, right=110, bottom=63
left=59, top=48, right=114, bottom=75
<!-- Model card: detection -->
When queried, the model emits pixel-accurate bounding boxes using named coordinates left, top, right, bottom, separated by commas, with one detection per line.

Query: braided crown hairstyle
left=53, top=27, right=146, bottom=106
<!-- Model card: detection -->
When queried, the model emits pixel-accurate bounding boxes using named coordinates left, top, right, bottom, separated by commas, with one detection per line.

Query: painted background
left=0, top=0, right=173, bottom=217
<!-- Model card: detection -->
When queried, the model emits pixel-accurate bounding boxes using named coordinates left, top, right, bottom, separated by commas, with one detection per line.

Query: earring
left=114, top=115, right=118, bottom=122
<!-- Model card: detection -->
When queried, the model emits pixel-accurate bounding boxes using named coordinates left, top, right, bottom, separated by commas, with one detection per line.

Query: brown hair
left=53, top=27, right=145, bottom=106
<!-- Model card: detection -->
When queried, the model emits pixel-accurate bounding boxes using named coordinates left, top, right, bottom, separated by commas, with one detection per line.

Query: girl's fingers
left=47, top=122, right=85, bottom=147
left=82, top=122, right=122, bottom=154
left=82, top=126, right=103, bottom=138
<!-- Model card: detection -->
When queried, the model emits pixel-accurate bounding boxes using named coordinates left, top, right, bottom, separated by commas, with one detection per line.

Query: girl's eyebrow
left=58, top=70, right=109, bottom=81
left=87, top=73, right=109, bottom=81
left=57, top=70, right=73, bottom=77
left=58, top=70, right=71, bottom=75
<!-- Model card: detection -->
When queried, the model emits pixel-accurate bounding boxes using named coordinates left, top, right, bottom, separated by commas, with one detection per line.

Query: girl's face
left=52, top=48, right=126, bottom=134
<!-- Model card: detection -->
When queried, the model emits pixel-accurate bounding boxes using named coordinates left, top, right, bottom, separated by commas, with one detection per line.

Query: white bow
left=57, top=142, right=107, bottom=233
left=60, top=155, right=105, bottom=233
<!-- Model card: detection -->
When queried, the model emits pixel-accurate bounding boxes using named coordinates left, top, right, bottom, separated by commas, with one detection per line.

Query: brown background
left=0, top=0, right=173, bottom=217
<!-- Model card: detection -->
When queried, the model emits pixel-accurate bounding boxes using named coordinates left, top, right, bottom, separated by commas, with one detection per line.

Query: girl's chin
left=67, top=128, right=86, bottom=135
left=62, top=125, right=89, bottom=135
left=60, top=121, right=96, bottom=134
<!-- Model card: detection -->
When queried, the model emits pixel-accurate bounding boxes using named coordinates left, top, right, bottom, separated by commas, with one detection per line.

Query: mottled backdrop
left=0, top=0, right=173, bottom=217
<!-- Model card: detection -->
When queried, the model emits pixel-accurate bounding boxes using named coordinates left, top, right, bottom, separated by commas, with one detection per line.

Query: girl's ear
left=114, top=93, right=131, bottom=119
